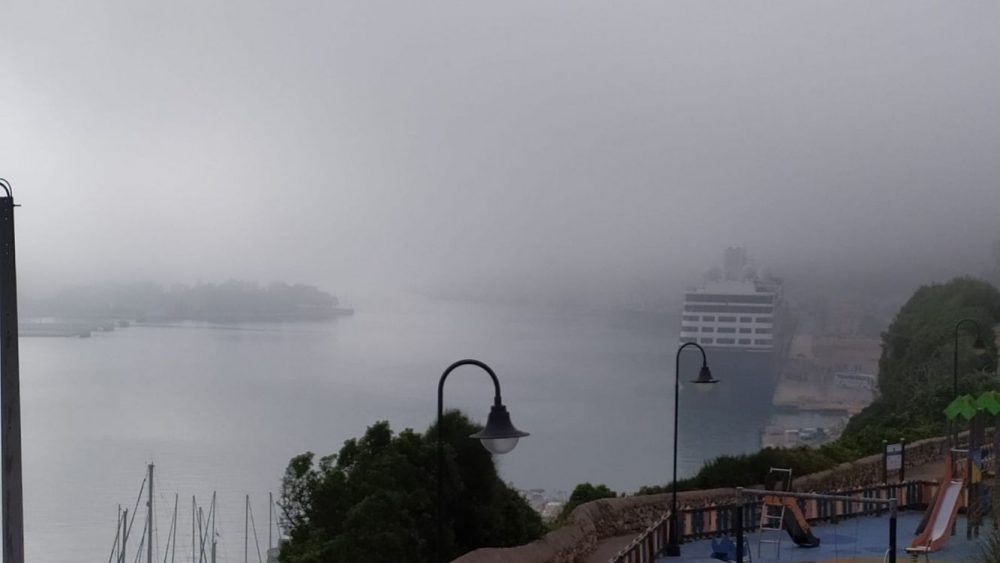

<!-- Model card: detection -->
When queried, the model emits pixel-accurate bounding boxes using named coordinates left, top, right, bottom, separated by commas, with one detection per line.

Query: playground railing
left=607, top=512, right=670, bottom=563
left=608, top=480, right=929, bottom=563
left=678, top=479, right=931, bottom=540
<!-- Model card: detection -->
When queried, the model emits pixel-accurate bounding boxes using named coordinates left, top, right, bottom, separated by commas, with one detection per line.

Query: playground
left=661, top=511, right=982, bottom=563
left=656, top=391, right=1000, bottom=563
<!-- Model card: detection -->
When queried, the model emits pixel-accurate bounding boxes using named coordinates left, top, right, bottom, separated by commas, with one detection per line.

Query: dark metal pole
left=882, top=440, right=888, bottom=484
left=0, top=181, right=23, bottom=563
left=900, top=439, right=906, bottom=482
left=735, top=489, right=744, bottom=563
left=954, top=318, right=983, bottom=398
left=436, top=359, right=502, bottom=563
left=667, top=342, right=709, bottom=557
left=889, top=498, right=898, bottom=563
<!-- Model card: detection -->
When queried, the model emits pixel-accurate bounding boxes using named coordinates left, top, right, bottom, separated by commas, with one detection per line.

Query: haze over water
left=21, top=295, right=766, bottom=562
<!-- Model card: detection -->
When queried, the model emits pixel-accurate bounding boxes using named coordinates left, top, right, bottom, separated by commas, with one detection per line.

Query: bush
left=278, top=413, right=544, bottom=563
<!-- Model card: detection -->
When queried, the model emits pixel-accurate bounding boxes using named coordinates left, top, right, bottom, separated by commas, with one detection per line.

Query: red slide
left=907, top=457, right=964, bottom=554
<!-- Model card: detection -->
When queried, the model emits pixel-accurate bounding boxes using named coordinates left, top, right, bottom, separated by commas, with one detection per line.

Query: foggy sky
left=2, top=2, right=999, bottom=305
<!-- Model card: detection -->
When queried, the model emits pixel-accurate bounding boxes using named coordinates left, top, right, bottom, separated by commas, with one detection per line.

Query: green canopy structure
left=974, top=391, right=1000, bottom=416
left=944, top=394, right=978, bottom=420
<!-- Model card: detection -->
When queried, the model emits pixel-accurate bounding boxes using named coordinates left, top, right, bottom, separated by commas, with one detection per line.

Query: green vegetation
left=278, top=412, right=543, bottom=563
left=840, top=277, right=999, bottom=453
left=554, top=483, right=618, bottom=523
left=630, top=277, right=1000, bottom=497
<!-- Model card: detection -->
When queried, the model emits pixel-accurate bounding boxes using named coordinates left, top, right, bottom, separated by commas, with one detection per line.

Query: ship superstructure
left=679, top=248, right=782, bottom=352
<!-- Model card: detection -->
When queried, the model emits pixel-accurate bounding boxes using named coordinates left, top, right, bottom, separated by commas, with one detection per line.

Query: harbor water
left=19, top=296, right=777, bottom=561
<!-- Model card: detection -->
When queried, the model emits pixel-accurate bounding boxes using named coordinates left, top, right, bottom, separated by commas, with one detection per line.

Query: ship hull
left=673, top=346, right=781, bottom=474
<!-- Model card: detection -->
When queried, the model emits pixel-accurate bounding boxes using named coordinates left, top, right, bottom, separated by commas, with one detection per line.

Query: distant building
left=833, top=370, right=877, bottom=391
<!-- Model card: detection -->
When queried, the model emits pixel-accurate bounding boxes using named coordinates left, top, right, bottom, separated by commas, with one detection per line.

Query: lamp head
left=470, top=404, right=529, bottom=455
left=692, top=364, right=719, bottom=392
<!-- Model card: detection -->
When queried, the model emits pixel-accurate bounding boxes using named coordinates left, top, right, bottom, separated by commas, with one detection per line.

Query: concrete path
left=584, top=534, right=639, bottom=563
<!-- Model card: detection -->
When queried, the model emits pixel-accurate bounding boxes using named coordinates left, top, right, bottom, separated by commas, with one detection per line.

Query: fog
left=2, top=2, right=999, bottom=305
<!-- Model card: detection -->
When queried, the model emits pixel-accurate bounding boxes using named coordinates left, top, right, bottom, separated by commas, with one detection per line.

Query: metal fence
left=607, top=513, right=670, bottom=563
left=608, top=481, right=930, bottom=563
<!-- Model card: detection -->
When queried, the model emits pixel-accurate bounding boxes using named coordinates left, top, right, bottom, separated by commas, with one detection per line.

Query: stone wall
left=452, top=489, right=734, bottom=563
left=793, top=434, right=948, bottom=492
left=454, top=433, right=958, bottom=563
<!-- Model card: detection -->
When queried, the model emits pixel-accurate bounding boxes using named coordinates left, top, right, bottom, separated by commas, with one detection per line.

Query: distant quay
left=133, top=306, right=355, bottom=324
left=26, top=280, right=353, bottom=328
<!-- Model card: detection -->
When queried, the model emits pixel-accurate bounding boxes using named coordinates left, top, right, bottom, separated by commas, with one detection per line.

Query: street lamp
left=436, top=359, right=528, bottom=562
left=953, top=318, right=988, bottom=398
left=0, top=178, right=23, bottom=563
left=666, top=342, right=718, bottom=557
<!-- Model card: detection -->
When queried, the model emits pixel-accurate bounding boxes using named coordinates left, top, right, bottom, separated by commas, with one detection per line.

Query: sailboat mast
left=268, top=492, right=273, bottom=552
left=245, top=495, right=249, bottom=563
left=170, top=493, right=178, bottom=563
left=191, top=496, right=196, bottom=563
left=121, top=508, right=128, bottom=563
left=211, top=492, right=217, bottom=563
left=198, top=507, right=204, bottom=563
left=147, top=463, right=154, bottom=563
left=115, top=505, right=121, bottom=563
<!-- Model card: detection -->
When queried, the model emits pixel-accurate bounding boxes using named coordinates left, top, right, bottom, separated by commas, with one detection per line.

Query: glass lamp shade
left=470, top=404, right=529, bottom=455
left=691, top=364, right=719, bottom=392
left=973, top=336, right=988, bottom=356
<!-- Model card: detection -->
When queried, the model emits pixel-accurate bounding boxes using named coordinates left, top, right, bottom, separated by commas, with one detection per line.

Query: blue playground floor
left=658, top=512, right=987, bottom=563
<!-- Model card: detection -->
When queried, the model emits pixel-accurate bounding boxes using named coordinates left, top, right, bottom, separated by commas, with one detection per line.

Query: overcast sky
left=2, top=2, right=999, bottom=304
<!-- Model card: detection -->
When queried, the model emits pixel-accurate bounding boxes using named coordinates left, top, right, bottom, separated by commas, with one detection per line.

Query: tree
left=555, top=483, right=618, bottom=523
left=839, top=277, right=1000, bottom=453
left=631, top=277, right=1000, bottom=498
left=278, top=413, right=543, bottom=563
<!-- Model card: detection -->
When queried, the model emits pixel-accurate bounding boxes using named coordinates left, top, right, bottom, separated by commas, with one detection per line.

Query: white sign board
left=886, top=443, right=903, bottom=471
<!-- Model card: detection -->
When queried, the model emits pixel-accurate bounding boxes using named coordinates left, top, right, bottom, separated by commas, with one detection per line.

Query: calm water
left=19, top=296, right=772, bottom=561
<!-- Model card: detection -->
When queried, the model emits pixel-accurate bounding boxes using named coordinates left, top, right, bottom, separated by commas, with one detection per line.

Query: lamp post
left=953, top=318, right=987, bottom=398
left=0, top=179, right=23, bottom=563
left=665, top=342, right=718, bottom=557
left=436, top=359, right=528, bottom=563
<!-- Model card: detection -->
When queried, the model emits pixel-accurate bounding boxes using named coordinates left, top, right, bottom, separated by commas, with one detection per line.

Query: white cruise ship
left=679, top=248, right=782, bottom=352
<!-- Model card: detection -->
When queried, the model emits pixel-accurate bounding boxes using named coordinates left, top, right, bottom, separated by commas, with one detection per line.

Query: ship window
left=718, top=316, right=737, bottom=322
left=739, top=328, right=752, bottom=334
left=681, top=326, right=699, bottom=333
left=701, top=338, right=714, bottom=344
left=682, top=315, right=699, bottom=322
left=755, top=316, right=772, bottom=323
left=685, top=304, right=773, bottom=314
left=754, top=339, right=773, bottom=345
left=738, top=338, right=752, bottom=345
left=755, top=328, right=772, bottom=334
left=685, top=294, right=774, bottom=304
left=701, top=326, right=714, bottom=332
left=680, top=337, right=697, bottom=344
left=717, top=327, right=736, bottom=333
left=739, top=317, right=753, bottom=323
left=702, top=316, right=715, bottom=322
left=717, top=337, right=735, bottom=344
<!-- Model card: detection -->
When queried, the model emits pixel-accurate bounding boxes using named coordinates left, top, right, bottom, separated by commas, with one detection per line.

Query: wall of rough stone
left=793, top=434, right=948, bottom=492
left=451, top=489, right=734, bottom=563
left=453, top=433, right=958, bottom=563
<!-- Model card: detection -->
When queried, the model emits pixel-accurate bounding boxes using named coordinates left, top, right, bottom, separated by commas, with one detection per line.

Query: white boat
left=679, top=247, right=783, bottom=353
